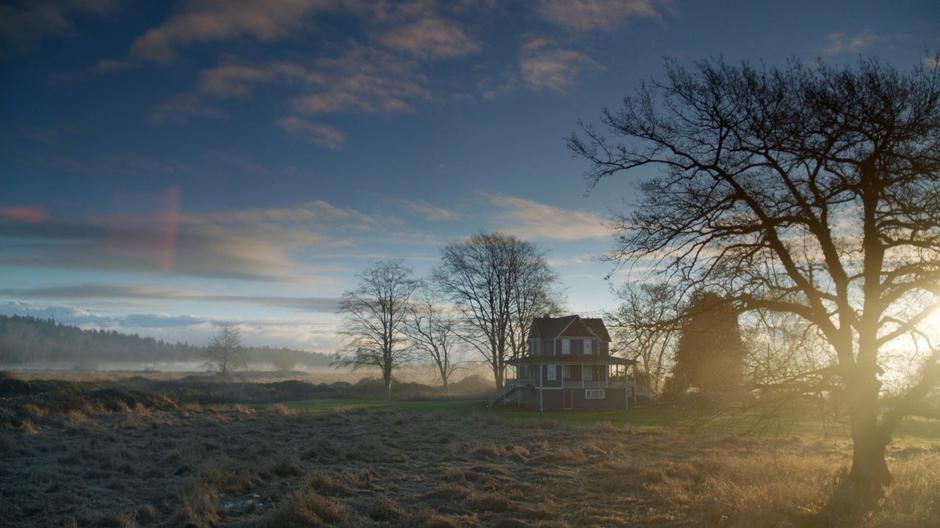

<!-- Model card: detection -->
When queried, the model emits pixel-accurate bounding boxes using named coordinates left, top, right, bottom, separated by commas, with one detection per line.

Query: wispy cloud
left=823, top=31, right=881, bottom=55
left=163, top=45, right=432, bottom=134
left=485, top=193, right=611, bottom=241
left=149, top=93, right=226, bottom=123
left=519, top=38, right=603, bottom=92
left=92, top=59, right=135, bottom=74
left=277, top=116, right=346, bottom=149
left=396, top=199, right=457, bottom=221
left=291, top=45, right=430, bottom=115
left=198, top=62, right=311, bottom=98
left=0, top=206, right=48, bottom=223
left=0, top=198, right=376, bottom=282
left=377, top=17, right=481, bottom=59
left=130, top=0, right=338, bottom=63
left=0, top=283, right=342, bottom=313
left=0, top=0, right=121, bottom=53
left=536, top=0, right=665, bottom=32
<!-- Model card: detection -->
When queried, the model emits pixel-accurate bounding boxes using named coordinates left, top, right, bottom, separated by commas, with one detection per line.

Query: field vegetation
left=2, top=372, right=939, bottom=527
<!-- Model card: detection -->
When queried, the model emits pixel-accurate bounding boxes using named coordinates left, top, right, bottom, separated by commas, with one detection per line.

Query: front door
left=563, top=390, right=573, bottom=410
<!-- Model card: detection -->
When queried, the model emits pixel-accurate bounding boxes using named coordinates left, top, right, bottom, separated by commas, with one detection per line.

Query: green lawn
left=265, top=398, right=940, bottom=442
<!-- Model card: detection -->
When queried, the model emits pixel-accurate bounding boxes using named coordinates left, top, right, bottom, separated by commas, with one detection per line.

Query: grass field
left=2, top=383, right=939, bottom=527
left=273, top=398, right=940, bottom=442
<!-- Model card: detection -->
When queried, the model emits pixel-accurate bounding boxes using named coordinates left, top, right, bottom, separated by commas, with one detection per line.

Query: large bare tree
left=337, top=260, right=420, bottom=398
left=570, top=57, right=940, bottom=497
left=404, top=287, right=463, bottom=393
left=435, top=232, right=559, bottom=390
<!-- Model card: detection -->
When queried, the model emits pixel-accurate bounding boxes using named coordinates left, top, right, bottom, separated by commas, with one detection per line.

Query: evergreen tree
left=667, top=292, right=745, bottom=394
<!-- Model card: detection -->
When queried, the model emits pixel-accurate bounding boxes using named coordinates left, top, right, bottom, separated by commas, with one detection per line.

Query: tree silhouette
left=337, top=260, right=420, bottom=398
left=570, top=56, right=940, bottom=498
left=404, top=287, right=463, bottom=393
left=667, top=292, right=746, bottom=395
left=204, top=323, right=245, bottom=377
left=435, top=232, right=559, bottom=390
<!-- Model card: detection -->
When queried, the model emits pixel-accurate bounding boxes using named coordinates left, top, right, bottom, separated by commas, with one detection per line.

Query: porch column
left=539, top=363, right=543, bottom=412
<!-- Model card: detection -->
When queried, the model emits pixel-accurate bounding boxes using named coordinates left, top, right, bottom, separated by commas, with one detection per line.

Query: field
left=2, top=378, right=940, bottom=527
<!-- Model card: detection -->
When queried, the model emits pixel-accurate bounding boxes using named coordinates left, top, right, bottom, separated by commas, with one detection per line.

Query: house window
left=547, top=365, right=557, bottom=381
left=562, top=365, right=570, bottom=379
left=529, top=339, right=539, bottom=356
left=561, top=339, right=571, bottom=355
left=584, top=339, right=593, bottom=355
left=585, top=389, right=606, bottom=400
left=518, top=365, right=526, bottom=379
left=584, top=367, right=593, bottom=381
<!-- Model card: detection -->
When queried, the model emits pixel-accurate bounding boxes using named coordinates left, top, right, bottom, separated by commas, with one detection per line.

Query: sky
left=1, top=0, right=938, bottom=353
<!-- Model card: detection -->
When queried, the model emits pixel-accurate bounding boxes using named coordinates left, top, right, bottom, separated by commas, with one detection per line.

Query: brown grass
left=264, top=486, right=351, bottom=527
left=1, top=402, right=937, bottom=528
left=271, top=403, right=297, bottom=416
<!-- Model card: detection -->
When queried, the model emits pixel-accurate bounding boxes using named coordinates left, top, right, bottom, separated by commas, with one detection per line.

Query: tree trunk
left=845, top=379, right=892, bottom=501
left=383, top=367, right=392, bottom=400
left=492, top=363, right=504, bottom=391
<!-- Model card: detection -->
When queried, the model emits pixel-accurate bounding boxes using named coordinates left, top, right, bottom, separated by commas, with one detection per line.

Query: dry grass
left=270, top=403, right=297, bottom=416
left=1, top=401, right=937, bottom=527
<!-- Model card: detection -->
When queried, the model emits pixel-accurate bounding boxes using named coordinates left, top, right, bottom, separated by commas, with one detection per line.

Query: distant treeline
left=0, top=315, right=334, bottom=369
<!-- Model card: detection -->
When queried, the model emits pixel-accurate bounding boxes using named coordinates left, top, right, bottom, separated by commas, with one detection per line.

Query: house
left=498, top=315, right=637, bottom=411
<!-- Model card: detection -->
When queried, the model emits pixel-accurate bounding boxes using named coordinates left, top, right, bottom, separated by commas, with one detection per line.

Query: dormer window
left=529, top=339, right=539, bottom=356
left=561, top=338, right=571, bottom=354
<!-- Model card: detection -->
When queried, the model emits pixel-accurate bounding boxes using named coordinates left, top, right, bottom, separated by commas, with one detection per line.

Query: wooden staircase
left=487, top=383, right=524, bottom=408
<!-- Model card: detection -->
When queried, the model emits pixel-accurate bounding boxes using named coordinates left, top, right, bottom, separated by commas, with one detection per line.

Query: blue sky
left=1, top=0, right=938, bottom=352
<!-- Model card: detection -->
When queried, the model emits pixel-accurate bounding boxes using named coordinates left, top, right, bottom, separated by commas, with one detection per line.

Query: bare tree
left=336, top=260, right=421, bottom=398
left=204, top=323, right=246, bottom=377
left=609, top=282, right=681, bottom=395
left=435, top=232, right=559, bottom=390
left=570, top=57, right=940, bottom=498
left=405, top=287, right=463, bottom=393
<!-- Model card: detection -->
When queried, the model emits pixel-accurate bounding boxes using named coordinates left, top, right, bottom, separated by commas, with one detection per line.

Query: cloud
left=377, top=17, right=481, bottom=59
left=485, top=193, right=611, bottom=240
left=198, top=62, right=312, bottom=97
left=536, top=0, right=664, bottom=32
left=291, top=45, right=430, bottom=114
left=92, top=59, right=135, bottom=73
left=207, top=151, right=271, bottom=175
left=0, top=0, right=121, bottom=52
left=823, top=31, right=881, bottom=55
left=0, top=206, right=48, bottom=223
left=396, top=199, right=457, bottom=221
left=173, top=44, right=431, bottom=126
left=519, top=38, right=603, bottom=92
left=130, top=0, right=338, bottom=63
left=0, top=198, right=375, bottom=281
left=0, top=283, right=342, bottom=313
left=149, top=93, right=226, bottom=123
left=277, top=116, right=346, bottom=149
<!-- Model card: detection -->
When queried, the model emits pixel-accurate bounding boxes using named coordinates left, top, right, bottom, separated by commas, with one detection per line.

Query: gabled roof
left=580, top=318, right=611, bottom=342
left=529, top=315, right=611, bottom=342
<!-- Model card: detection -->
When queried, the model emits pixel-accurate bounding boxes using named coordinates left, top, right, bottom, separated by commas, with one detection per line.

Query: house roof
left=529, top=315, right=611, bottom=342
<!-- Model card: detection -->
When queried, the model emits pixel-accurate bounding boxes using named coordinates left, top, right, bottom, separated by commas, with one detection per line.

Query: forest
left=0, top=315, right=333, bottom=370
